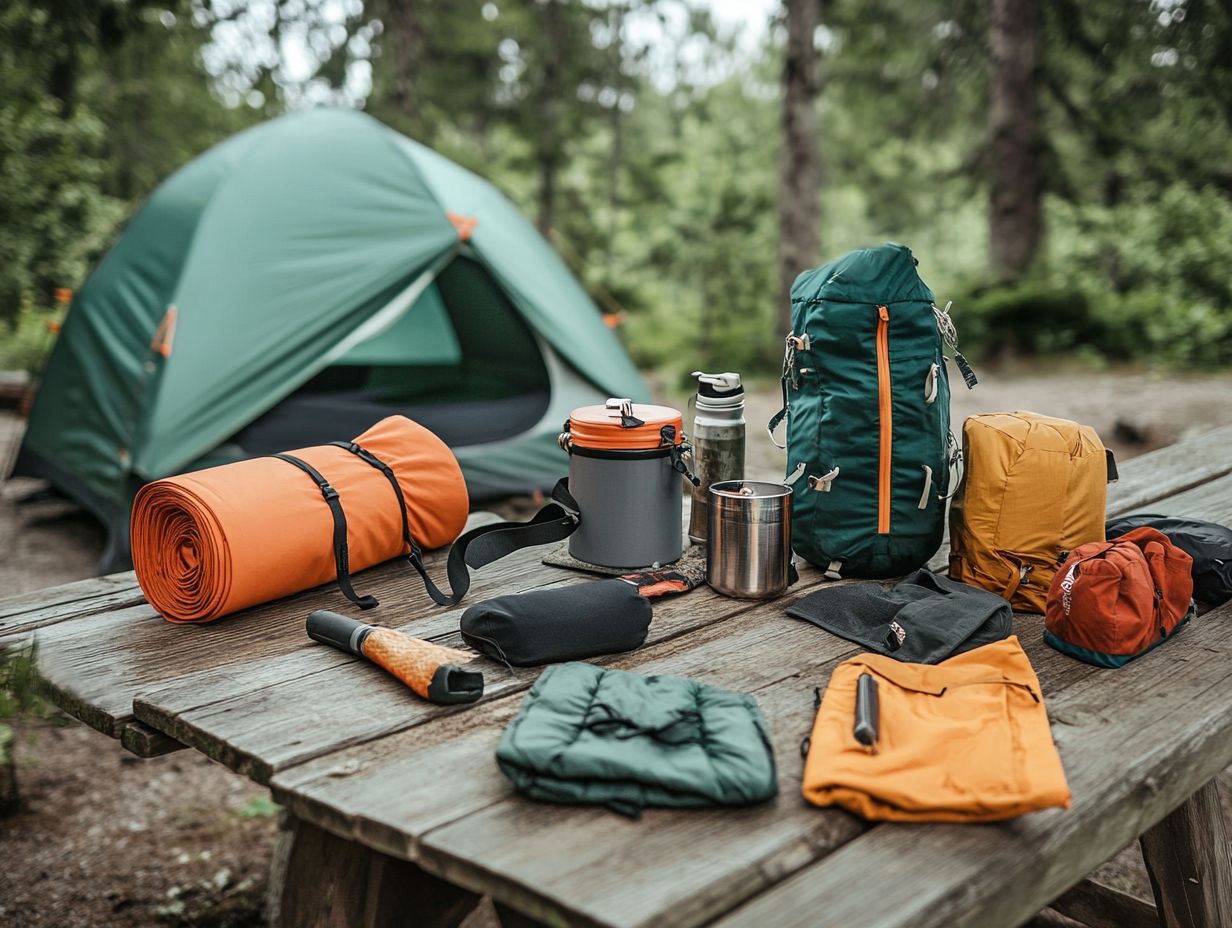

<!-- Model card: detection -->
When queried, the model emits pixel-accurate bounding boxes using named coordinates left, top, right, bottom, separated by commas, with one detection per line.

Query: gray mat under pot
left=543, top=543, right=707, bottom=579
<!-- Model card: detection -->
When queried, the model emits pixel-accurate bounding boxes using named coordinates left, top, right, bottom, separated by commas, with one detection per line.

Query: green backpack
left=770, top=243, right=975, bottom=579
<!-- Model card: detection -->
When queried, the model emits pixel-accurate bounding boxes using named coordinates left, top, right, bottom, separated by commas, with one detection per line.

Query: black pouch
left=460, top=579, right=652, bottom=667
left=1107, top=514, right=1232, bottom=606
left=786, top=569, right=1012, bottom=664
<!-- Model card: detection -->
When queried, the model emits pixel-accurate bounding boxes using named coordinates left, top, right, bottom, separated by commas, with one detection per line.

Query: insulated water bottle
left=688, top=372, right=746, bottom=544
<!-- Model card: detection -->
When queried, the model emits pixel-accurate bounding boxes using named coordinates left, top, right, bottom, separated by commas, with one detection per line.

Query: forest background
left=2, top=0, right=1231, bottom=385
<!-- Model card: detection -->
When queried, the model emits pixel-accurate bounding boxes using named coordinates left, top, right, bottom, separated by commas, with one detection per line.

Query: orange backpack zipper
left=876, top=305, right=892, bottom=534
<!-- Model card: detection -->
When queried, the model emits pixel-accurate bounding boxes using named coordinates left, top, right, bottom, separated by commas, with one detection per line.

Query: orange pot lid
left=568, top=401, right=684, bottom=451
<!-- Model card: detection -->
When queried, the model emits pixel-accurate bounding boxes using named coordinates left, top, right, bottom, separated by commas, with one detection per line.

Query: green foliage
left=0, top=0, right=1229, bottom=375
left=0, top=648, right=52, bottom=721
left=951, top=180, right=1232, bottom=367
left=0, top=1, right=256, bottom=323
left=0, top=94, right=123, bottom=320
left=0, top=302, right=63, bottom=374
left=235, top=794, right=281, bottom=818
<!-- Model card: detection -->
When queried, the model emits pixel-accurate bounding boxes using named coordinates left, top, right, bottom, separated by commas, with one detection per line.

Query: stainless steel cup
left=706, top=480, right=793, bottom=599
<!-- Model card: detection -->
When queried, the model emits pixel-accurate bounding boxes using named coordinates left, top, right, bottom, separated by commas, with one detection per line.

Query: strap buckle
left=807, top=467, right=840, bottom=492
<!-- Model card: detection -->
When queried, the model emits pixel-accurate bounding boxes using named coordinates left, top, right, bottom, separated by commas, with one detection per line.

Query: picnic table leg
left=1138, top=778, right=1232, bottom=928
left=268, top=813, right=482, bottom=928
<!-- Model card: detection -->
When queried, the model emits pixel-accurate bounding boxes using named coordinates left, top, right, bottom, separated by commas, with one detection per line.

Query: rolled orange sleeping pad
left=132, top=416, right=469, bottom=623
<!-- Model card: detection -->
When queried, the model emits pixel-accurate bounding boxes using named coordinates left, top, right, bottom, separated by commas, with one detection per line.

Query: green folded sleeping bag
left=496, top=662, right=778, bottom=815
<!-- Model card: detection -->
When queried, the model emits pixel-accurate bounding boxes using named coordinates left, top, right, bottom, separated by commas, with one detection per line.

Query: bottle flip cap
left=692, top=371, right=743, bottom=399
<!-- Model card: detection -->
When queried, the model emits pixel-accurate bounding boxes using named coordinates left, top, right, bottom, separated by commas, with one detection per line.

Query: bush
left=953, top=283, right=1101, bottom=360
left=0, top=301, right=62, bottom=374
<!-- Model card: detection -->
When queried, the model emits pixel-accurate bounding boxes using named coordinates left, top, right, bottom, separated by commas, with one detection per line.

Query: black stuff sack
left=786, top=569, right=1012, bottom=664
left=460, top=579, right=651, bottom=667
left=1107, top=514, right=1232, bottom=606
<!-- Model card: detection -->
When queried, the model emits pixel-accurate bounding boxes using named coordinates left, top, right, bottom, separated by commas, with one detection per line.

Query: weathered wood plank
left=271, top=600, right=865, bottom=854
left=37, top=429, right=1218, bottom=746
left=1139, top=777, right=1232, bottom=928
left=268, top=814, right=482, bottom=928
left=404, top=609, right=1118, bottom=928
left=0, top=572, right=143, bottom=642
left=1048, top=877, right=1157, bottom=928
left=134, top=563, right=827, bottom=784
left=24, top=432, right=1232, bottom=927
left=132, top=446, right=1228, bottom=777
left=253, top=472, right=1232, bottom=927
left=268, top=594, right=1109, bottom=928
left=118, top=720, right=184, bottom=758
left=710, top=603, right=1232, bottom=928
left=0, top=570, right=137, bottom=620
left=34, top=513, right=523, bottom=738
left=1106, top=423, right=1232, bottom=511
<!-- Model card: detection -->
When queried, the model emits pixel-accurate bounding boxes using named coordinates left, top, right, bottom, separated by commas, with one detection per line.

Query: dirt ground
left=2, top=367, right=1232, bottom=926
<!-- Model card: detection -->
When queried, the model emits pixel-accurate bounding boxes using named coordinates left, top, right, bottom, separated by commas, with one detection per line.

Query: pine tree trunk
left=537, top=0, right=566, bottom=236
left=378, top=0, right=421, bottom=125
left=988, top=0, right=1043, bottom=280
left=779, top=0, right=822, bottom=340
left=606, top=2, right=626, bottom=274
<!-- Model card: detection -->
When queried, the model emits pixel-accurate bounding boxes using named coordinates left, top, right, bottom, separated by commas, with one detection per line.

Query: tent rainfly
left=12, top=108, right=648, bottom=570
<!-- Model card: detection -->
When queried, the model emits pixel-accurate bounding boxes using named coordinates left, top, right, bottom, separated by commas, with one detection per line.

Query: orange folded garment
left=802, top=636, right=1071, bottom=822
left=131, top=416, right=469, bottom=623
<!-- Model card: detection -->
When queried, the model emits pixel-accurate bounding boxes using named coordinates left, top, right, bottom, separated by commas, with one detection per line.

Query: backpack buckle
left=807, top=467, right=840, bottom=492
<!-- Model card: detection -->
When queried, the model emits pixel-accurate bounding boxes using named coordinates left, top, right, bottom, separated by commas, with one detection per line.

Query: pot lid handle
left=605, top=397, right=645, bottom=429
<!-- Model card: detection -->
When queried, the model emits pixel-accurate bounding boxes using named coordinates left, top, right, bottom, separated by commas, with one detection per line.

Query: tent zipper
left=876, top=305, right=892, bottom=534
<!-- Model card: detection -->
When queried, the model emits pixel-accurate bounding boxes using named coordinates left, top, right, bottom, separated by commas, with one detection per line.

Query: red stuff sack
left=1045, top=527, right=1194, bottom=667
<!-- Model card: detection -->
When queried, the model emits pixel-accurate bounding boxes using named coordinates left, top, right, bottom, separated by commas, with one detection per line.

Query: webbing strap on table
left=331, top=441, right=580, bottom=608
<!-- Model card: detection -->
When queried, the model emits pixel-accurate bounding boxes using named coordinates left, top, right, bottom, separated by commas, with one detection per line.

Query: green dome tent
left=12, top=108, right=648, bottom=569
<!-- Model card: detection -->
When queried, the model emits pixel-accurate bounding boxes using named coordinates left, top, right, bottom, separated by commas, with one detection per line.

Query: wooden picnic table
left=4, top=425, right=1232, bottom=928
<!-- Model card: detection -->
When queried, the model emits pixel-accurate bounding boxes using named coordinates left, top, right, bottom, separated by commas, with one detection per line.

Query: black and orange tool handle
left=307, top=608, right=373, bottom=656
left=306, top=610, right=483, bottom=704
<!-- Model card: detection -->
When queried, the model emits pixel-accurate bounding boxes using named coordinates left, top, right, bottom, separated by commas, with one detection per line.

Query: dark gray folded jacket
left=496, top=662, right=778, bottom=816
left=786, top=569, right=1012, bottom=664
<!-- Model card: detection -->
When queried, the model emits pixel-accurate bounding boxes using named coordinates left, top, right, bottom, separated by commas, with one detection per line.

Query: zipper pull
left=954, top=351, right=979, bottom=389
left=934, top=301, right=978, bottom=389
left=878, top=305, right=889, bottom=322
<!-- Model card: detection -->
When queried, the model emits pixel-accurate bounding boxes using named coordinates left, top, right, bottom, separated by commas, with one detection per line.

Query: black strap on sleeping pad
left=269, top=453, right=378, bottom=610
left=330, top=441, right=580, bottom=607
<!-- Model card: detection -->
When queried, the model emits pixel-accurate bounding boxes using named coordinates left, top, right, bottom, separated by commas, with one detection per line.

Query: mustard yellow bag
left=949, top=411, right=1111, bottom=613
left=801, top=636, right=1071, bottom=823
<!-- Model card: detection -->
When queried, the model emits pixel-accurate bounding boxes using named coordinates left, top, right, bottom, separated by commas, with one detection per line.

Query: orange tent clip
left=447, top=211, right=478, bottom=241
left=149, top=306, right=178, bottom=359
